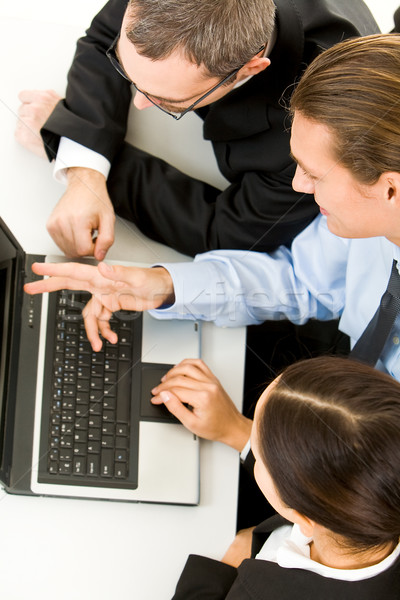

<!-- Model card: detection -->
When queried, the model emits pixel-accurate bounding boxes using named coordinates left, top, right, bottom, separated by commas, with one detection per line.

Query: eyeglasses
left=106, top=34, right=264, bottom=120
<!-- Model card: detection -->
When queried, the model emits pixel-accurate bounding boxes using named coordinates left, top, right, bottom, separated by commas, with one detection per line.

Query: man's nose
left=133, top=90, right=156, bottom=110
left=292, top=165, right=315, bottom=195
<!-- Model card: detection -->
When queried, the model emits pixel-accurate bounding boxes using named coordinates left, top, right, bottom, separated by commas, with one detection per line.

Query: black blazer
left=172, top=515, right=400, bottom=599
left=41, top=0, right=379, bottom=256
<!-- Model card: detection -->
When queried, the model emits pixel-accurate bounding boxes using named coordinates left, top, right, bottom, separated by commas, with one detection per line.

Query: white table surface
left=0, top=1, right=396, bottom=598
left=0, top=3, right=246, bottom=599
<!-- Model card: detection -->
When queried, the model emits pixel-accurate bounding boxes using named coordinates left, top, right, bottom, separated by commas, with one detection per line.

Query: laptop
left=0, top=218, right=200, bottom=505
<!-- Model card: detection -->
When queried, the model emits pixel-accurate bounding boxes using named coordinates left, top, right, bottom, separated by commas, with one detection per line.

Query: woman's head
left=290, top=34, right=400, bottom=186
left=253, top=357, right=400, bottom=552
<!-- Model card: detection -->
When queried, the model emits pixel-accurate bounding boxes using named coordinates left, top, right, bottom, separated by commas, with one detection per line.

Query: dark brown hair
left=290, top=34, right=400, bottom=184
left=258, top=356, right=400, bottom=551
left=126, top=0, right=275, bottom=78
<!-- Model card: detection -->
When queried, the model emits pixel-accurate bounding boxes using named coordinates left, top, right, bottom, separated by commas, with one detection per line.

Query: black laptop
left=0, top=218, right=200, bottom=504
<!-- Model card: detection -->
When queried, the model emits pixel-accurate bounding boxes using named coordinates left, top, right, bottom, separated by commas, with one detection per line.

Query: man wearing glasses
left=17, top=0, right=378, bottom=528
left=17, top=0, right=378, bottom=260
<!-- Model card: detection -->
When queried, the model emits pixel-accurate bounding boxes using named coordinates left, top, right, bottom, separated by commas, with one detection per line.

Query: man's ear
left=381, top=172, right=400, bottom=207
left=238, top=56, right=270, bottom=79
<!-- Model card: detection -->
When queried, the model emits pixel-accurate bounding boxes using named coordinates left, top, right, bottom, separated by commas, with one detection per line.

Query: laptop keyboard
left=42, top=290, right=141, bottom=488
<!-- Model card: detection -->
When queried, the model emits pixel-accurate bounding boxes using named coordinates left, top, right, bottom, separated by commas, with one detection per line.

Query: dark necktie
left=350, top=259, right=400, bottom=366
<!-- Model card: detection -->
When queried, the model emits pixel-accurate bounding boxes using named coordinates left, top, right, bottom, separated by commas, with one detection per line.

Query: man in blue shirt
left=25, top=34, right=400, bottom=400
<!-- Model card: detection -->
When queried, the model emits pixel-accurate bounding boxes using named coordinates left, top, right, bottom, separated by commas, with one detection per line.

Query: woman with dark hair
left=172, top=357, right=400, bottom=598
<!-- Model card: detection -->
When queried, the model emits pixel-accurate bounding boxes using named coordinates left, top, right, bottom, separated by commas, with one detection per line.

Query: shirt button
left=393, top=336, right=400, bottom=345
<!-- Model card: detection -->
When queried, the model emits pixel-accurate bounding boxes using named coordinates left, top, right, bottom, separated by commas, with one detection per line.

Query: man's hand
left=47, top=167, right=115, bottom=261
left=16, top=89, right=61, bottom=158
left=151, top=359, right=252, bottom=450
left=221, top=527, right=255, bottom=568
left=24, top=261, right=175, bottom=351
left=16, top=91, right=114, bottom=260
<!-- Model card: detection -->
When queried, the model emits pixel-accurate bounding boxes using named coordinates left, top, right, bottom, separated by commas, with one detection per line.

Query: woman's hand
left=151, top=359, right=252, bottom=450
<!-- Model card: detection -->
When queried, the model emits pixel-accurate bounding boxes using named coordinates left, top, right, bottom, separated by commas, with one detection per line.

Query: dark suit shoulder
left=229, top=554, right=400, bottom=600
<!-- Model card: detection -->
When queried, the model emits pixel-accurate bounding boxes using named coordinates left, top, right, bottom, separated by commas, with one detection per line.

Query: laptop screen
left=0, top=220, right=24, bottom=484
left=0, top=260, right=10, bottom=467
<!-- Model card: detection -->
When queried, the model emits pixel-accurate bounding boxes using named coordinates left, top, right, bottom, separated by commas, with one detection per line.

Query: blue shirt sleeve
left=150, top=216, right=350, bottom=328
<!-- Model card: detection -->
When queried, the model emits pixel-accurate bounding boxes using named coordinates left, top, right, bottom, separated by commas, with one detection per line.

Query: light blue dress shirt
left=151, top=215, right=400, bottom=381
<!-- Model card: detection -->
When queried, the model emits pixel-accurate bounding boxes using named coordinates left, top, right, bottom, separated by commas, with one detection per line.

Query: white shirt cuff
left=240, top=439, right=251, bottom=462
left=53, top=137, right=111, bottom=184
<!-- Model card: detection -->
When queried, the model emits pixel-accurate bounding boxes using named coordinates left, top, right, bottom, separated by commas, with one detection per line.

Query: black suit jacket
left=41, top=0, right=379, bottom=256
left=172, top=515, right=400, bottom=599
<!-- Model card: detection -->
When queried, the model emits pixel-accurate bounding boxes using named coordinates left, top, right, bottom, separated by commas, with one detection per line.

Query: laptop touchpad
left=140, top=364, right=178, bottom=423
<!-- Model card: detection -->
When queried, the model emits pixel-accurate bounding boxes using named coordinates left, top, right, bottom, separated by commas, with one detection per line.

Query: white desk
left=0, top=1, right=395, bottom=597
left=0, top=5, right=245, bottom=599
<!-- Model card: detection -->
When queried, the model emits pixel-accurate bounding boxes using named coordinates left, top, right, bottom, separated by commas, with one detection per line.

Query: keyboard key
left=116, top=437, right=128, bottom=449
left=77, top=366, right=90, bottom=379
left=101, top=436, right=114, bottom=448
left=73, top=443, right=87, bottom=456
left=59, top=449, right=73, bottom=461
left=75, top=405, right=89, bottom=418
left=90, top=376, right=104, bottom=390
left=87, top=441, right=100, bottom=454
left=87, top=455, right=100, bottom=476
left=115, top=449, right=127, bottom=462
left=74, top=418, right=88, bottom=430
left=62, top=399, right=75, bottom=410
left=103, top=397, right=116, bottom=411
left=60, top=435, right=73, bottom=448
left=88, top=428, right=101, bottom=441
left=102, top=410, right=115, bottom=423
left=104, top=359, right=117, bottom=372
left=101, top=423, right=114, bottom=435
left=59, top=461, right=72, bottom=474
left=61, top=423, right=73, bottom=435
left=115, top=464, right=127, bottom=478
left=89, top=404, right=102, bottom=416
left=88, top=416, right=101, bottom=428
left=61, top=411, right=74, bottom=422
left=119, top=347, right=131, bottom=361
left=116, top=362, right=131, bottom=423
left=104, top=386, right=116, bottom=398
left=50, top=449, right=59, bottom=461
left=91, top=364, right=104, bottom=377
left=76, top=392, right=89, bottom=404
left=89, top=390, right=104, bottom=403
left=100, top=449, right=113, bottom=477
left=73, top=457, right=86, bottom=475
left=105, top=347, right=118, bottom=360
left=74, top=430, right=88, bottom=443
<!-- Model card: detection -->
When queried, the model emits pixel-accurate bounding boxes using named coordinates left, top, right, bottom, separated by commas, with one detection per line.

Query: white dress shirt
left=256, top=524, right=400, bottom=582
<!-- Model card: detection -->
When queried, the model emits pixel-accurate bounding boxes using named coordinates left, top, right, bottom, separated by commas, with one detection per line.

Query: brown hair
left=258, top=356, right=400, bottom=551
left=290, top=34, right=400, bottom=184
left=125, top=0, right=275, bottom=78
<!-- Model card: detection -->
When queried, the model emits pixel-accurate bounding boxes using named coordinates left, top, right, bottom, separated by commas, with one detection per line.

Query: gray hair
left=126, top=0, right=276, bottom=78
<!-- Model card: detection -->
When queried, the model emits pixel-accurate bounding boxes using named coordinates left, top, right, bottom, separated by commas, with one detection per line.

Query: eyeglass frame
left=106, top=34, right=265, bottom=120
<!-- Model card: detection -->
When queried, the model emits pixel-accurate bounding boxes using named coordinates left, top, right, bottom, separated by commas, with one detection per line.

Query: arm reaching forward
left=24, top=261, right=175, bottom=350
